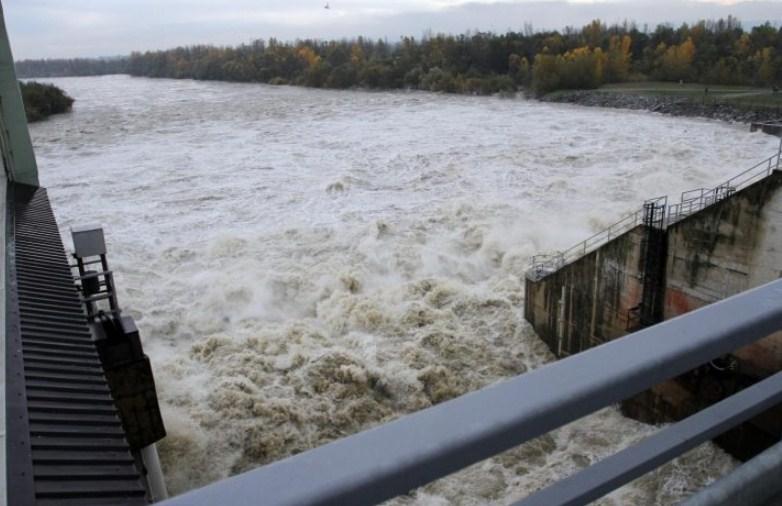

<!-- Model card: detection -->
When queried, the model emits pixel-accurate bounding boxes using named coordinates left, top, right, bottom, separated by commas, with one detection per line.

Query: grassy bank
left=542, top=82, right=782, bottom=123
left=595, top=82, right=782, bottom=110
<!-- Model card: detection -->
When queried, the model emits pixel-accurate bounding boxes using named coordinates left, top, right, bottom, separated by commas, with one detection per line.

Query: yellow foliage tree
left=734, top=33, right=751, bottom=58
left=533, top=45, right=606, bottom=94
left=657, top=37, right=695, bottom=81
left=582, top=19, right=605, bottom=48
left=350, top=43, right=364, bottom=66
left=531, top=51, right=560, bottom=94
left=754, top=47, right=776, bottom=85
left=606, top=35, right=632, bottom=82
left=508, top=53, right=528, bottom=84
left=297, top=46, right=320, bottom=67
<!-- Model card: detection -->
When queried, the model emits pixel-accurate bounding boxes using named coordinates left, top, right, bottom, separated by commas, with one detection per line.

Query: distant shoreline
left=540, top=88, right=782, bottom=125
left=22, top=73, right=782, bottom=127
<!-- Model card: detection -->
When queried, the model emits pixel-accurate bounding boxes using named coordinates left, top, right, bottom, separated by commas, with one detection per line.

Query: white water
left=29, top=75, right=780, bottom=503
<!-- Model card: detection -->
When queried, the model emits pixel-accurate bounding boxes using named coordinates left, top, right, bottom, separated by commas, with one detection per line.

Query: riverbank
left=541, top=83, right=782, bottom=124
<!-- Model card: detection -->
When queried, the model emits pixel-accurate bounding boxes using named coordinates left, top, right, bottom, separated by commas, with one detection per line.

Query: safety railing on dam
left=159, top=279, right=782, bottom=506
left=667, top=151, right=782, bottom=223
left=527, top=150, right=782, bottom=281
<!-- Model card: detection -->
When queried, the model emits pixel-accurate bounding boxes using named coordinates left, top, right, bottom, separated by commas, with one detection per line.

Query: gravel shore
left=541, top=90, right=782, bottom=124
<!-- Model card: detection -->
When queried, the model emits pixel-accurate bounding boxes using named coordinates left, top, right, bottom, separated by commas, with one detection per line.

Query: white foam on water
left=29, top=75, right=779, bottom=502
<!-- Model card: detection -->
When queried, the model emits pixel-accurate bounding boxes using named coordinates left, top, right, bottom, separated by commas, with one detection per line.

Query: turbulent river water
left=29, top=75, right=781, bottom=504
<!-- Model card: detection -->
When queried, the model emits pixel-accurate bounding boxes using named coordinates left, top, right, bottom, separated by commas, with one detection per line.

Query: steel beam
left=160, top=279, right=782, bottom=506
left=681, top=439, right=782, bottom=506
left=514, top=371, right=782, bottom=506
left=0, top=3, right=38, bottom=186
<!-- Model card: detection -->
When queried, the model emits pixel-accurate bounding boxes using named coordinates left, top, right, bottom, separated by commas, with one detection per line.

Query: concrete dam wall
left=524, top=225, right=647, bottom=355
left=525, top=168, right=782, bottom=459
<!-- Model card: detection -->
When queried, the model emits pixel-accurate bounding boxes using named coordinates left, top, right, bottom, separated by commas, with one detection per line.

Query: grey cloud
left=4, top=0, right=781, bottom=59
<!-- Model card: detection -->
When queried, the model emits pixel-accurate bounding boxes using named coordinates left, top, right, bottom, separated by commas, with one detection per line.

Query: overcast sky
left=4, top=0, right=781, bottom=60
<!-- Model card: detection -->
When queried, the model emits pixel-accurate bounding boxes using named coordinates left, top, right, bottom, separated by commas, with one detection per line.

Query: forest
left=15, top=18, right=782, bottom=96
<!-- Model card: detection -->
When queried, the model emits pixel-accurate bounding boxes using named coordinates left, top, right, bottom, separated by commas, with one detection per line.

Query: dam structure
left=2, top=2, right=782, bottom=505
left=524, top=134, right=782, bottom=458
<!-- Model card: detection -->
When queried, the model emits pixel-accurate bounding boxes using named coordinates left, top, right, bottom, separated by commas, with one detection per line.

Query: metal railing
left=527, top=207, right=644, bottom=280
left=527, top=151, right=781, bottom=281
left=750, top=121, right=782, bottom=136
left=160, top=279, right=782, bottom=506
left=526, top=198, right=664, bottom=281
left=667, top=152, right=781, bottom=224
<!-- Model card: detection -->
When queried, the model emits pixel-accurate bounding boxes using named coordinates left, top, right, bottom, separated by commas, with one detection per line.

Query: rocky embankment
left=543, top=90, right=781, bottom=124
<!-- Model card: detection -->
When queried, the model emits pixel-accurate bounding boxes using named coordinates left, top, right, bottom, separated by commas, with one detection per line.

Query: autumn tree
left=605, top=35, right=632, bottom=82
left=531, top=51, right=560, bottom=94
left=508, top=53, right=530, bottom=85
left=532, top=46, right=605, bottom=94
left=753, top=47, right=776, bottom=85
left=22, top=17, right=782, bottom=93
left=656, top=37, right=696, bottom=81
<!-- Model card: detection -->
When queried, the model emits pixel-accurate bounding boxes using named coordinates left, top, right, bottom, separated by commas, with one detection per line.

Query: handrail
left=517, top=370, right=782, bottom=506
left=160, top=279, right=782, bottom=506
left=682, top=438, right=782, bottom=506
left=527, top=207, right=644, bottom=280
left=667, top=152, right=780, bottom=225
left=528, top=151, right=781, bottom=281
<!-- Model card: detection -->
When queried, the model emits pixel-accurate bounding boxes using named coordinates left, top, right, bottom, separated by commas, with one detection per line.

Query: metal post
left=141, top=444, right=169, bottom=502
left=557, top=285, right=566, bottom=356
left=681, top=440, right=782, bottom=506
left=516, top=371, right=782, bottom=506
left=0, top=2, right=37, bottom=186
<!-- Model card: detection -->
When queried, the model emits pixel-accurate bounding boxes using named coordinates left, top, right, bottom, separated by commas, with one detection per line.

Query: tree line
left=15, top=18, right=782, bottom=95
left=17, top=57, right=127, bottom=78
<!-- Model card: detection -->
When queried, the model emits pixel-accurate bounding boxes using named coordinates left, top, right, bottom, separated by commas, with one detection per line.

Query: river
left=28, top=75, right=781, bottom=504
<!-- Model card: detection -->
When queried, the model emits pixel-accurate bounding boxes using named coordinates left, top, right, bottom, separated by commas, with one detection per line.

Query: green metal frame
left=1, top=2, right=35, bottom=503
left=0, top=3, right=37, bottom=187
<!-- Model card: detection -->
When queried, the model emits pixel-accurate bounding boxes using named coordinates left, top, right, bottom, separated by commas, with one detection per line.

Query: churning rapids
left=29, top=75, right=780, bottom=504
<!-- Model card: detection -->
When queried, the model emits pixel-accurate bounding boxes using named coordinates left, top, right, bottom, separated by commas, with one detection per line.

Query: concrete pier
left=525, top=168, right=782, bottom=459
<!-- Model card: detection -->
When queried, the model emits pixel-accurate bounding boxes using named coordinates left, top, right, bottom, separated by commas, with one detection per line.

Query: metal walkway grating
left=6, top=182, right=148, bottom=505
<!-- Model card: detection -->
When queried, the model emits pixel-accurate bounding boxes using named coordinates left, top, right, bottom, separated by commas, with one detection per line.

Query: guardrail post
left=557, top=285, right=566, bottom=355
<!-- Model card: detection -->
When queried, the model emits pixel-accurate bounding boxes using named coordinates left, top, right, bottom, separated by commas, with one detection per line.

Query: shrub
left=20, top=81, right=74, bottom=122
